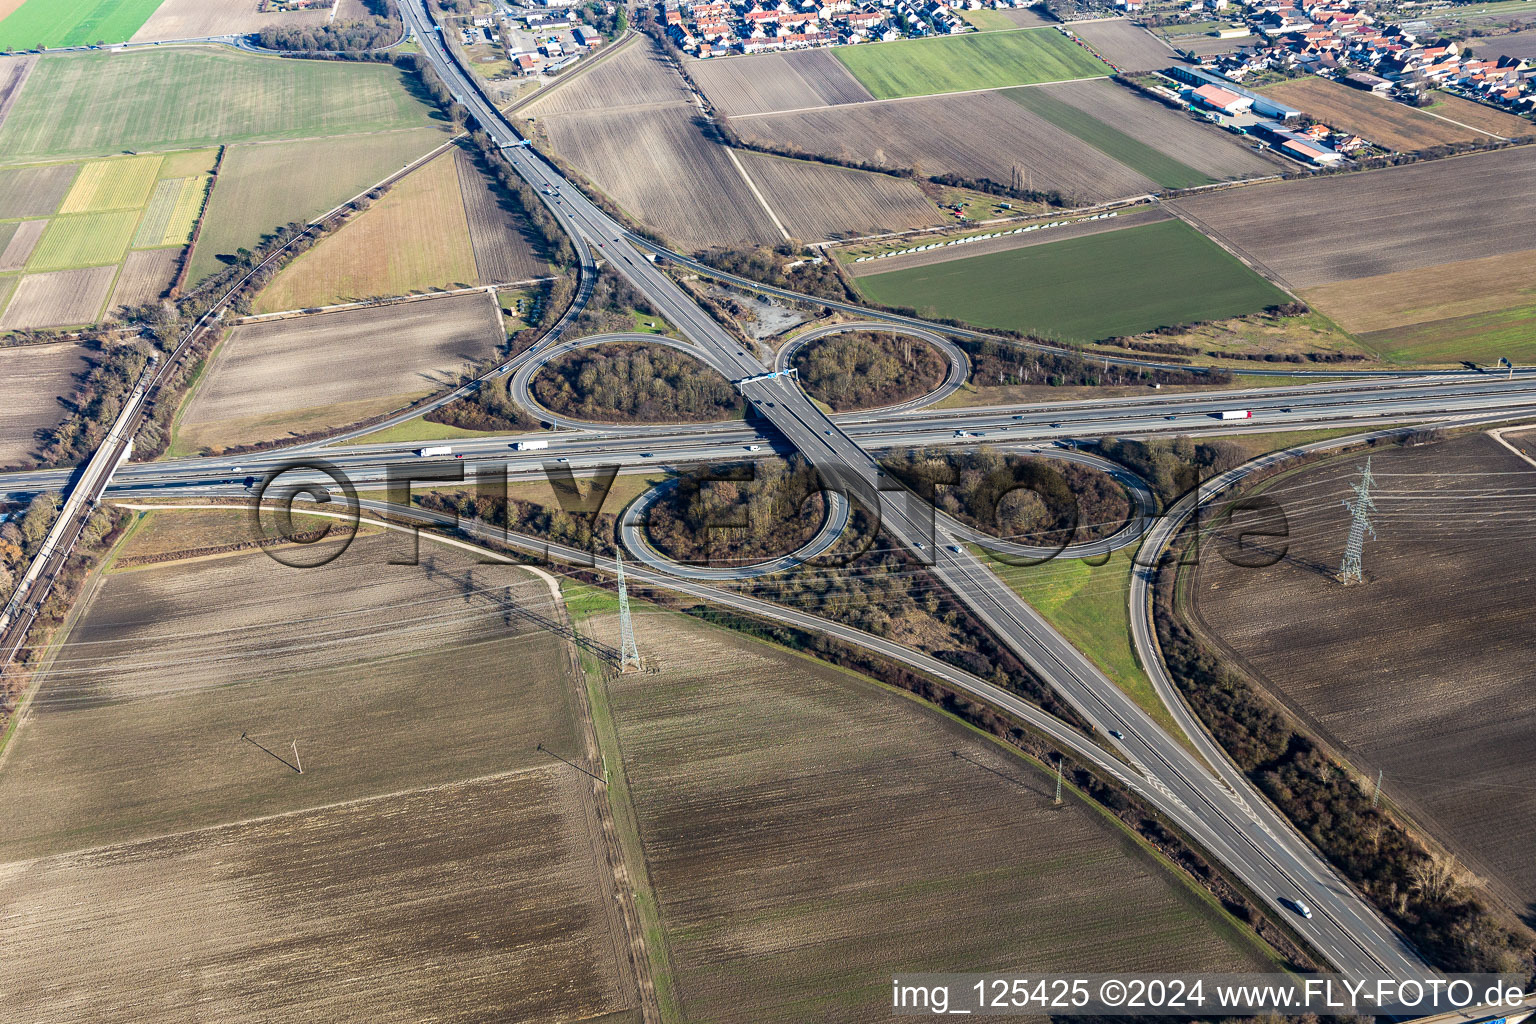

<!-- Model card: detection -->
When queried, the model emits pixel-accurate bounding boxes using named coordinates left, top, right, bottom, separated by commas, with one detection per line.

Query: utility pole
left=616, top=552, right=641, bottom=672
left=1337, top=457, right=1377, bottom=584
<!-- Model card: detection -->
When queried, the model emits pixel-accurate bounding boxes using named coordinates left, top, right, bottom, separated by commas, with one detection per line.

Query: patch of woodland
left=792, top=330, right=947, bottom=411
left=884, top=446, right=1131, bottom=547
left=643, top=457, right=826, bottom=566
left=532, top=343, right=741, bottom=423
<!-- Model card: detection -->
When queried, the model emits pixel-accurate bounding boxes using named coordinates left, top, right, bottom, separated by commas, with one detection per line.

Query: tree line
left=962, top=338, right=1232, bottom=391
left=1094, top=435, right=1248, bottom=507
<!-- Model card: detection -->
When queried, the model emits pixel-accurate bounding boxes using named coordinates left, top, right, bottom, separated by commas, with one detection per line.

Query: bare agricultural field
left=0, top=54, right=35, bottom=129
left=254, top=150, right=477, bottom=312
left=735, top=150, right=944, bottom=240
left=691, top=48, right=873, bottom=117
left=1422, top=93, right=1534, bottom=139
left=1189, top=434, right=1536, bottom=916
left=0, top=341, right=87, bottom=464
left=1180, top=32, right=1255, bottom=56
left=1173, top=145, right=1536, bottom=287
left=176, top=291, right=500, bottom=451
left=594, top=613, right=1278, bottom=1023
left=1072, top=18, right=1177, bottom=72
left=453, top=147, right=546, bottom=283
left=0, top=218, right=45, bottom=272
left=1263, top=78, right=1487, bottom=150
left=0, top=531, right=635, bottom=1022
left=542, top=103, right=782, bottom=250
left=0, top=535, right=582, bottom=856
left=108, top=247, right=182, bottom=314
left=736, top=90, right=1157, bottom=204
left=523, top=37, right=688, bottom=116
left=131, top=0, right=330, bottom=41
left=0, top=772, right=632, bottom=1024
left=1300, top=246, right=1536, bottom=335
left=0, top=162, right=76, bottom=220
left=1042, top=78, right=1282, bottom=179
left=0, top=265, right=115, bottom=329
left=1488, top=27, right=1536, bottom=60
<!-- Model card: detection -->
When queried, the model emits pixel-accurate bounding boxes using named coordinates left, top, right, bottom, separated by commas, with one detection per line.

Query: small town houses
left=1189, top=0, right=1535, bottom=119
left=661, top=0, right=1025, bottom=55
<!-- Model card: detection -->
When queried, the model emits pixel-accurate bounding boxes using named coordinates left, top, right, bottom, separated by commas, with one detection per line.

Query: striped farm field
left=0, top=48, right=441, bottom=165
left=1006, top=84, right=1211, bottom=189
left=133, top=174, right=210, bottom=248
left=831, top=27, right=1109, bottom=99
left=27, top=210, right=139, bottom=271
left=856, top=218, right=1289, bottom=342
left=58, top=154, right=163, bottom=214
left=253, top=150, right=479, bottom=312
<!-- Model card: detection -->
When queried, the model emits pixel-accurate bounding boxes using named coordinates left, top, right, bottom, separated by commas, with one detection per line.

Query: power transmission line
left=1337, top=457, right=1378, bottom=584
left=616, top=552, right=641, bottom=672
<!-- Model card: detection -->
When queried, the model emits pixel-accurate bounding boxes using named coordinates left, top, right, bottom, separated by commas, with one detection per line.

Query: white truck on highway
left=416, top=445, right=453, bottom=457
left=512, top=439, right=549, bottom=451
left=1217, top=410, right=1252, bottom=420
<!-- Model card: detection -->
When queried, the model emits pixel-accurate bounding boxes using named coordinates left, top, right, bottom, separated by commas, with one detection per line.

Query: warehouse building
left=1165, top=65, right=1304, bottom=118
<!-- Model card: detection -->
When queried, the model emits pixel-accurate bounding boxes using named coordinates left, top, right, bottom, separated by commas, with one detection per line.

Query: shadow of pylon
left=241, top=731, right=301, bottom=774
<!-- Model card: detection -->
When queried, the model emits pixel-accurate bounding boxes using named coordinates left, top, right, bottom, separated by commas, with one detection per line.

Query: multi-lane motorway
left=5, top=372, right=1536, bottom=502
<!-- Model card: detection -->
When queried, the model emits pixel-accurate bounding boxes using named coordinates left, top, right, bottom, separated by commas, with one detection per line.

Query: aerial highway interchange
left=0, top=0, right=1533, bottom=1016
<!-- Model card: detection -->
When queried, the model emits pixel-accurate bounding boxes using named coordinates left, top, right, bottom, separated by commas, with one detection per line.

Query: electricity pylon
left=1337, top=457, right=1377, bottom=584
left=616, top=552, right=641, bottom=672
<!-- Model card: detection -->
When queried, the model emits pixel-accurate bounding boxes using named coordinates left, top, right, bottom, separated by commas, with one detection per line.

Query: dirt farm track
left=1189, top=432, right=1536, bottom=920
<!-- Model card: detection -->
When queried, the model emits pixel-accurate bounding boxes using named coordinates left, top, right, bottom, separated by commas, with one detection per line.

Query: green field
left=982, top=550, right=1182, bottom=736
left=832, top=27, right=1109, bottom=99
left=0, top=0, right=162, bottom=50
left=1360, top=303, right=1536, bottom=364
left=1005, top=86, right=1213, bottom=189
left=58, top=155, right=163, bottom=214
left=959, top=8, right=1021, bottom=30
left=0, top=48, right=443, bottom=164
left=188, top=127, right=451, bottom=285
left=27, top=210, right=139, bottom=271
left=856, top=219, right=1290, bottom=342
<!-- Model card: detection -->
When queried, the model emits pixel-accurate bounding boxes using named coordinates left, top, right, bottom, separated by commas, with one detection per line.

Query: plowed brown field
left=1190, top=433, right=1536, bottom=917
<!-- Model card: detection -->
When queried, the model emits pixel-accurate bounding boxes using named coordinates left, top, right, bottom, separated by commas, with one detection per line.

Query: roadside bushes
left=960, top=337, right=1230, bottom=390
left=697, top=245, right=853, bottom=302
